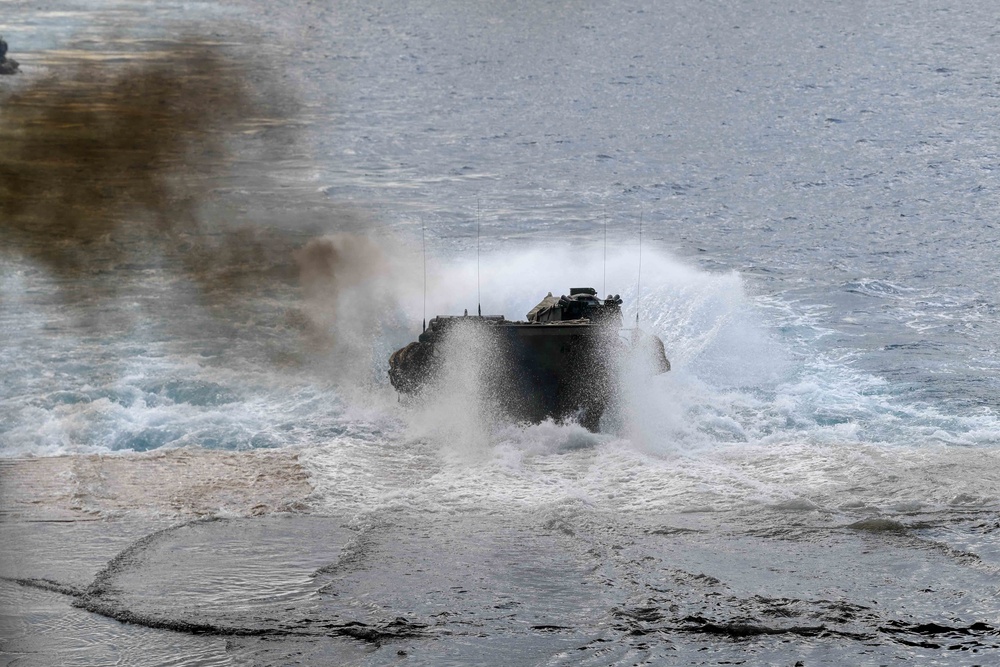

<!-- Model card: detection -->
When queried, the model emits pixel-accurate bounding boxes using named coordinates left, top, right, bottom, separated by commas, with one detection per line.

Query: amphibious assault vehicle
left=388, top=288, right=670, bottom=431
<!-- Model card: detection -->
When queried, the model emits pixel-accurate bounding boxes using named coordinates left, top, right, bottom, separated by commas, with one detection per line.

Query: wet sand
left=4, top=450, right=1000, bottom=666
left=0, top=448, right=313, bottom=521
left=0, top=449, right=331, bottom=666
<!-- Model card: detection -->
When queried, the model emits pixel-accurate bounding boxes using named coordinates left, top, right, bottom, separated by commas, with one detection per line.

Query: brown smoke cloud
left=0, top=41, right=277, bottom=281
left=0, top=40, right=316, bottom=306
left=0, top=38, right=412, bottom=377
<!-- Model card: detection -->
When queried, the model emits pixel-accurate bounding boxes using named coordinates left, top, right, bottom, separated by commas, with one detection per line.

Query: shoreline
left=0, top=447, right=314, bottom=522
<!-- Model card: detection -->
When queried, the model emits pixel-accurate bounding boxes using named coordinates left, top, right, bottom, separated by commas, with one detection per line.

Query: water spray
left=422, top=219, right=427, bottom=332
left=637, top=206, right=643, bottom=327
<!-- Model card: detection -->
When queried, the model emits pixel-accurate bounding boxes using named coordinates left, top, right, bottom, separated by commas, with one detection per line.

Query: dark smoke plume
left=0, top=39, right=301, bottom=298
left=0, top=40, right=415, bottom=376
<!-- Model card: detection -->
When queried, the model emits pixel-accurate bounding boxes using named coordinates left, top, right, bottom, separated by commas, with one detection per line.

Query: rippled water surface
left=3, top=0, right=1000, bottom=665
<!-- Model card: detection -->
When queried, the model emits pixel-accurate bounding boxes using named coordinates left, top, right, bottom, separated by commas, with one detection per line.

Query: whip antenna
left=477, top=199, right=482, bottom=317
left=603, top=206, right=608, bottom=298
left=422, top=220, right=427, bottom=332
left=636, top=207, right=643, bottom=326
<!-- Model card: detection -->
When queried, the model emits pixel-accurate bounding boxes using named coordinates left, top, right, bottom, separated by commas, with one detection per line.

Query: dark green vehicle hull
left=389, top=316, right=668, bottom=431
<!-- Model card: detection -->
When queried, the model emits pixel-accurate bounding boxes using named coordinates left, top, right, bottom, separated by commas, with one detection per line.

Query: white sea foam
left=301, top=413, right=1000, bottom=523
left=293, top=244, right=1000, bottom=521
left=7, top=242, right=1000, bottom=534
left=6, top=244, right=1000, bottom=463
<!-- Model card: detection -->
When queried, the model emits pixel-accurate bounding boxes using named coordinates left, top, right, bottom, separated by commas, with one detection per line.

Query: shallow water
left=3, top=0, right=1000, bottom=664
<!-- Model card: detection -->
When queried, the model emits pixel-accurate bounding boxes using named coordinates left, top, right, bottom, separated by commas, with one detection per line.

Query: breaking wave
left=5, top=242, right=1000, bottom=461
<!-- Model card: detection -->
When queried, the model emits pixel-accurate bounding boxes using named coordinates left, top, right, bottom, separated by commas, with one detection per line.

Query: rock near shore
left=0, top=35, right=20, bottom=74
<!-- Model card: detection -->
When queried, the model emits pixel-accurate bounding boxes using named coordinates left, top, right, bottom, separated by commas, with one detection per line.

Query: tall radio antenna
left=603, top=206, right=608, bottom=297
left=477, top=199, right=482, bottom=317
left=421, top=219, right=427, bottom=332
left=636, top=206, right=643, bottom=327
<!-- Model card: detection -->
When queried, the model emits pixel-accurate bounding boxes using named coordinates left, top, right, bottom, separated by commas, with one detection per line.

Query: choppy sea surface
left=3, top=1, right=1000, bottom=665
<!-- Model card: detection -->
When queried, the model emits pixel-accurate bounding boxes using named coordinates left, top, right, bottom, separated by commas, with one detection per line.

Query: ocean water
left=3, top=0, right=1000, bottom=665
